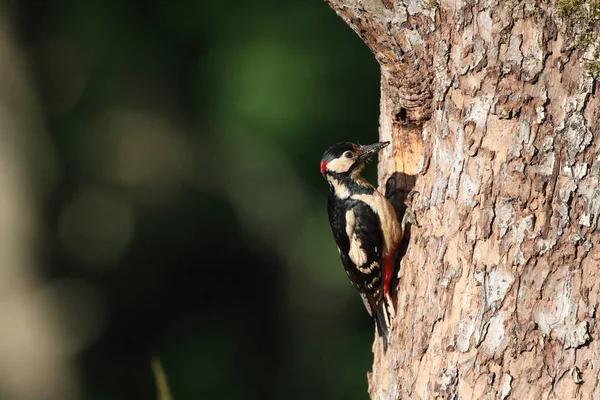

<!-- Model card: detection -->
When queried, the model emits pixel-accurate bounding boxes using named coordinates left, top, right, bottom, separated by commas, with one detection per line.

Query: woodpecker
left=320, top=141, right=402, bottom=349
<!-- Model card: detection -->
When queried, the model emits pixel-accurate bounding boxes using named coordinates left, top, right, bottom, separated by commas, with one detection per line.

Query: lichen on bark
left=555, top=0, right=600, bottom=78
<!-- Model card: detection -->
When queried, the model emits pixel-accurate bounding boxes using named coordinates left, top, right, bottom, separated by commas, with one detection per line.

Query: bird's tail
left=375, top=301, right=392, bottom=352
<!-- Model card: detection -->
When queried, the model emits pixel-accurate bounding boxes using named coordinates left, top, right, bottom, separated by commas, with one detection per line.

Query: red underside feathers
left=383, top=248, right=397, bottom=316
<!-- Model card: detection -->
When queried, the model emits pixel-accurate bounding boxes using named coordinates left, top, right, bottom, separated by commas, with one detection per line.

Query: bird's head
left=320, top=141, right=389, bottom=177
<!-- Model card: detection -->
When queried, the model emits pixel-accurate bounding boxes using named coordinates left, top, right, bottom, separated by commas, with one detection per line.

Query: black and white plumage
left=320, top=141, right=402, bottom=350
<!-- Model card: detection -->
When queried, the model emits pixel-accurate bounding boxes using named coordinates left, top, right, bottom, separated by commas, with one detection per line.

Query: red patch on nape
left=320, top=161, right=328, bottom=174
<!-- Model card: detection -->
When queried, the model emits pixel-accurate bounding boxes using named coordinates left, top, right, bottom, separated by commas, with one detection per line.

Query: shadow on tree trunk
left=385, top=171, right=416, bottom=305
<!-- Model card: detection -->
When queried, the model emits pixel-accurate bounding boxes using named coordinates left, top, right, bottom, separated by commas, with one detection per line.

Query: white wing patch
left=345, top=209, right=368, bottom=267
left=345, top=209, right=355, bottom=239
left=357, top=261, right=379, bottom=274
left=351, top=192, right=402, bottom=255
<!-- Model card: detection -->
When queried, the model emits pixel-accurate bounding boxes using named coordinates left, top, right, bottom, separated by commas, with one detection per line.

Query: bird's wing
left=338, top=200, right=384, bottom=315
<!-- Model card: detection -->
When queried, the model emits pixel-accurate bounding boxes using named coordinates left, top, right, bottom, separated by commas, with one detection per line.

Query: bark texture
left=325, top=0, right=600, bottom=399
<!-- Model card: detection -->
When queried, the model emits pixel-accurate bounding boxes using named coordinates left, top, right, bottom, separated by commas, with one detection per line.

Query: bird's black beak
left=357, top=141, right=390, bottom=162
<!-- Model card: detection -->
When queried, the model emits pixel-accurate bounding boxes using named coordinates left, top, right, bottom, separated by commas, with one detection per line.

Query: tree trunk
left=0, top=11, right=79, bottom=400
left=325, top=0, right=600, bottom=398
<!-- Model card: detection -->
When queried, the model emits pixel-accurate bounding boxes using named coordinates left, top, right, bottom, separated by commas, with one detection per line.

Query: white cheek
left=326, top=157, right=354, bottom=173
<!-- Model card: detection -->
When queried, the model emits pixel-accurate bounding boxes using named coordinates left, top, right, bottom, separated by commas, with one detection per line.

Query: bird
left=320, top=141, right=403, bottom=349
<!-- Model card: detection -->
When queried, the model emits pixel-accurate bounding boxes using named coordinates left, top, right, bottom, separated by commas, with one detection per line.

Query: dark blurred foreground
left=1, top=1, right=380, bottom=399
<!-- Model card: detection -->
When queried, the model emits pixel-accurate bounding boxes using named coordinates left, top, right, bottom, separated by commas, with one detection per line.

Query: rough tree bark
left=325, top=0, right=600, bottom=399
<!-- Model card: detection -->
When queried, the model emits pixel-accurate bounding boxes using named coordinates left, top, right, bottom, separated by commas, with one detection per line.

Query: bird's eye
left=344, top=151, right=354, bottom=158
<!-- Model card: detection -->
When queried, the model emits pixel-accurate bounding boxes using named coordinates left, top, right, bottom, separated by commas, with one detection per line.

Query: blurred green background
left=7, top=1, right=381, bottom=399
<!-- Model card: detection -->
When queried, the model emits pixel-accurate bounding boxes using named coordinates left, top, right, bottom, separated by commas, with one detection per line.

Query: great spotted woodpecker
left=320, top=141, right=402, bottom=349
